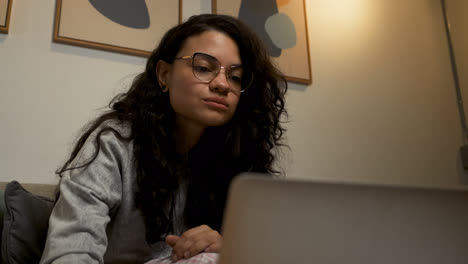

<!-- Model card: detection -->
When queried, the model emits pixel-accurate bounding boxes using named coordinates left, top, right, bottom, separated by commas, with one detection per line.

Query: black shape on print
left=89, top=0, right=150, bottom=29
left=238, top=0, right=282, bottom=57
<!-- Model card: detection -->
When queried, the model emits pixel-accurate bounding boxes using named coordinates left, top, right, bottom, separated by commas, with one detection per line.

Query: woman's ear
left=156, top=60, right=171, bottom=92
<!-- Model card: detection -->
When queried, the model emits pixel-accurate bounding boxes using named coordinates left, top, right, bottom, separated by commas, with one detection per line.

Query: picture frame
left=53, top=0, right=182, bottom=57
left=213, top=0, right=312, bottom=84
left=0, top=0, right=12, bottom=34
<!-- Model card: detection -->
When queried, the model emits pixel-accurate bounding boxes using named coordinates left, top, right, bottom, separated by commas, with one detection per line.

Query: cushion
left=0, top=188, right=5, bottom=251
left=1, top=181, right=55, bottom=264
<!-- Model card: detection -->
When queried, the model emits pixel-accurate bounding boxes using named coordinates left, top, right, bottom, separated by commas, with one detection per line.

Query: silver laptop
left=218, top=173, right=468, bottom=264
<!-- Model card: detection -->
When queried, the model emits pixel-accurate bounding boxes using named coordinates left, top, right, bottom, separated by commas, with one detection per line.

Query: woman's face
left=157, top=30, right=242, bottom=133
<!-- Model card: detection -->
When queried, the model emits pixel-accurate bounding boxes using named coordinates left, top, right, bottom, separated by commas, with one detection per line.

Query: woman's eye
left=229, top=75, right=242, bottom=84
left=194, top=66, right=212, bottom=73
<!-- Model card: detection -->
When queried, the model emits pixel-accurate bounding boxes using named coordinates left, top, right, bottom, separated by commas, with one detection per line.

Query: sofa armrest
left=0, top=188, right=5, bottom=238
left=0, top=181, right=57, bottom=200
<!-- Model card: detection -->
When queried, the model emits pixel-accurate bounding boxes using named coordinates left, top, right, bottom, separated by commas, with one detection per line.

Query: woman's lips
left=203, top=97, right=229, bottom=110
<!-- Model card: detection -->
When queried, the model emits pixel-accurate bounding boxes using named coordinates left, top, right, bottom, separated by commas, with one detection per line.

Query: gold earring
left=161, top=85, right=168, bottom=92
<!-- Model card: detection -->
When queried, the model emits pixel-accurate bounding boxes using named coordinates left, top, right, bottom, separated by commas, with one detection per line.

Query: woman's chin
left=203, top=116, right=232, bottom=127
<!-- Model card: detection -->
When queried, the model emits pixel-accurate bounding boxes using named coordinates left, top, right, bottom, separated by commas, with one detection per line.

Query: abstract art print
left=213, top=0, right=311, bottom=84
left=53, top=0, right=181, bottom=57
left=0, top=0, right=12, bottom=34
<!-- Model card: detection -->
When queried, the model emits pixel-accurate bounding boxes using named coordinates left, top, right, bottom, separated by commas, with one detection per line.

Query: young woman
left=40, top=14, right=287, bottom=264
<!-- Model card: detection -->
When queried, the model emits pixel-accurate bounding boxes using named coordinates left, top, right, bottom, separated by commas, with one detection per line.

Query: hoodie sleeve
left=40, top=128, right=129, bottom=264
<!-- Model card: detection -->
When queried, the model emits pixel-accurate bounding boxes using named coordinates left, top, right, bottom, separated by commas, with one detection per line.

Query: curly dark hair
left=58, top=14, right=287, bottom=243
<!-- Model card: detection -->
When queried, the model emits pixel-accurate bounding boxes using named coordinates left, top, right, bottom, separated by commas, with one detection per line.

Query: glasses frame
left=174, top=52, right=253, bottom=93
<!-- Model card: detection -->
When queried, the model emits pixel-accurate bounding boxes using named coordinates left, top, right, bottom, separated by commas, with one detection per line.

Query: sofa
left=0, top=181, right=57, bottom=264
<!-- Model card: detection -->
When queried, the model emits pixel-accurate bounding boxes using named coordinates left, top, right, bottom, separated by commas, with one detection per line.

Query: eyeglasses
left=174, top=52, right=253, bottom=93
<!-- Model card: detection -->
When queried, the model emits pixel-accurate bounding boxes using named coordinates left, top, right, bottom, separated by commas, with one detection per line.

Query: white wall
left=0, top=0, right=466, bottom=188
left=285, top=0, right=466, bottom=189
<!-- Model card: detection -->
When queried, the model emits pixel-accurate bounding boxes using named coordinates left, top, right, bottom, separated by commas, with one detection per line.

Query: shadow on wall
left=456, top=152, right=468, bottom=185
left=287, top=82, right=307, bottom=92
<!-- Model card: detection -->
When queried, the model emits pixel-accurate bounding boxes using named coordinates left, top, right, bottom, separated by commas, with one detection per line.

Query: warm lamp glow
left=314, top=0, right=373, bottom=30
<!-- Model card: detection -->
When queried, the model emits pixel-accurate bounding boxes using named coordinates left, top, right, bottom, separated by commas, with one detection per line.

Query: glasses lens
left=227, top=66, right=244, bottom=92
left=191, top=53, right=253, bottom=92
left=192, top=53, right=219, bottom=82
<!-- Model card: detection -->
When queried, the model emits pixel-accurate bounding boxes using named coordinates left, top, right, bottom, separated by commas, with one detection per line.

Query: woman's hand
left=165, top=225, right=222, bottom=262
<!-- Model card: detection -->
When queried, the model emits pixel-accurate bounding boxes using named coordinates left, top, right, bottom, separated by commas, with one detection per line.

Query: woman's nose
left=209, top=67, right=230, bottom=94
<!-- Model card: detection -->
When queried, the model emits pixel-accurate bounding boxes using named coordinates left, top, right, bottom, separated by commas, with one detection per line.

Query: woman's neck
left=174, top=117, right=206, bottom=154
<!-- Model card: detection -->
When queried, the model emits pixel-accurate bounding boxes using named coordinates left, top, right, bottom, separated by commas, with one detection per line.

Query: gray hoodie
left=40, top=121, right=187, bottom=264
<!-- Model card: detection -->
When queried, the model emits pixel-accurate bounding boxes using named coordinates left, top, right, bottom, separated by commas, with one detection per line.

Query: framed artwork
left=53, top=0, right=182, bottom=57
left=0, top=0, right=12, bottom=34
left=213, top=0, right=312, bottom=84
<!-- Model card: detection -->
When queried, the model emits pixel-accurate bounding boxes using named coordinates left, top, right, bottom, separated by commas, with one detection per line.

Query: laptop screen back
left=219, top=174, right=468, bottom=264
